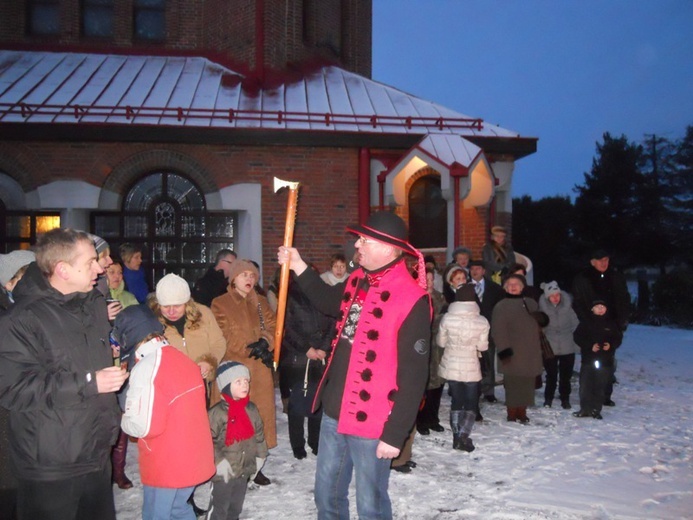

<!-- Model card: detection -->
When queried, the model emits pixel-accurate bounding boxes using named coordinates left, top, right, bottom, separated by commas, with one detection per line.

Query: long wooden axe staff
left=273, top=176, right=300, bottom=369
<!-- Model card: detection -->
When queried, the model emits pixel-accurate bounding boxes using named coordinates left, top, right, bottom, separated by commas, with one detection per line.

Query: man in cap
left=0, top=228, right=128, bottom=520
left=469, top=259, right=505, bottom=404
left=572, top=249, right=630, bottom=406
left=278, top=211, right=431, bottom=520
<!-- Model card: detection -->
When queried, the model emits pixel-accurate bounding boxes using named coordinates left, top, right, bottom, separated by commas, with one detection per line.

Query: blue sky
left=372, top=0, right=693, bottom=200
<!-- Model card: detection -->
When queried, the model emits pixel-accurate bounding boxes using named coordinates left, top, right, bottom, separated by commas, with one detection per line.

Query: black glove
left=247, top=338, right=273, bottom=368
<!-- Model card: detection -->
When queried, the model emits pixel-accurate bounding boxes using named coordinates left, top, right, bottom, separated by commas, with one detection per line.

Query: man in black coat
left=572, top=249, right=631, bottom=406
left=0, top=229, right=128, bottom=520
left=192, top=249, right=237, bottom=306
left=469, top=260, right=505, bottom=403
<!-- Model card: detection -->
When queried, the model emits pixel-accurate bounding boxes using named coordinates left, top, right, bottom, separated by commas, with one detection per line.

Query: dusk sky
left=372, top=0, right=693, bottom=200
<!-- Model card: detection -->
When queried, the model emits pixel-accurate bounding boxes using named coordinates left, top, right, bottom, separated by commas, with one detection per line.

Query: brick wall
left=1, top=0, right=372, bottom=77
left=0, top=139, right=359, bottom=284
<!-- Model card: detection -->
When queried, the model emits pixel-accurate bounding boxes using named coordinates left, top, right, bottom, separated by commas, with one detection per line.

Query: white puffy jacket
left=437, top=301, right=490, bottom=382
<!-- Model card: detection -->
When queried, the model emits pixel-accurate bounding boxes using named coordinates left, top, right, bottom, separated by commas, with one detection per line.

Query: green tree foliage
left=512, top=195, right=577, bottom=288
left=573, top=132, right=644, bottom=268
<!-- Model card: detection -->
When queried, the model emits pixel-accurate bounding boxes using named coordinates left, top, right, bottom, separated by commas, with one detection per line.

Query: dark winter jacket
left=280, top=277, right=335, bottom=368
left=491, top=294, right=543, bottom=378
left=573, top=313, right=623, bottom=368
left=0, top=262, right=120, bottom=481
left=193, top=266, right=228, bottom=307
left=572, top=266, right=630, bottom=331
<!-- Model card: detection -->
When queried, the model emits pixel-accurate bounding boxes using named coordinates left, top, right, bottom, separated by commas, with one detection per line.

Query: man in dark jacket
left=469, top=260, right=505, bottom=404
left=192, top=249, right=237, bottom=306
left=572, top=249, right=631, bottom=407
left=0, top=228, right=128, bottom=520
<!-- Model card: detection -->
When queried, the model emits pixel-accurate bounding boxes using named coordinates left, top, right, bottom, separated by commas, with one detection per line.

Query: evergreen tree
left=573, top=133, right=644, bottom=267
left=669, top=126, right=693, bottom=263
left=637, top=134, right=677, bottom=273
left=512, top=195, right=577, bottom=288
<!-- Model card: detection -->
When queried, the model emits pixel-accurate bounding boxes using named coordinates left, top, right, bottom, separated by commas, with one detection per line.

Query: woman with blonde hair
left=151, top=274, right=226, bottom=402
left=211, top=259, right=277, bottom=486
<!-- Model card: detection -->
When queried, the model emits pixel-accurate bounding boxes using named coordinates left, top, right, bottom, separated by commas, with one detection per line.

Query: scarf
left=492, top=241, right=508, bottom=265
left=221, top=393, right=254, bottom=446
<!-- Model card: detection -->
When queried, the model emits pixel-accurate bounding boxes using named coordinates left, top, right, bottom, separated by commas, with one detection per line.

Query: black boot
left=457, top=411, right=476, bottom=452
left=450, top=410, right=464, bottom=450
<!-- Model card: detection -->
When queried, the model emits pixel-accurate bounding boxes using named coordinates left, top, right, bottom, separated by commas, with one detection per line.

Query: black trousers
left=417, top=385, right=444, bottom=427
left=579, top=361, right=613, bottom=414
left=543, top=353, right=576, bottom=403
left=17, top=464, right=115, bottom=520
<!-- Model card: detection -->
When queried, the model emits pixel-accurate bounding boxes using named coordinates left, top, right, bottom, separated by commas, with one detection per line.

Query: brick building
left=0, top=0, right=536, bottom=286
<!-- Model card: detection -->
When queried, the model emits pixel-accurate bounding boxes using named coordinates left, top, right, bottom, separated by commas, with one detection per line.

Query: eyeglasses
left=356, top=236, right=376, bottom=245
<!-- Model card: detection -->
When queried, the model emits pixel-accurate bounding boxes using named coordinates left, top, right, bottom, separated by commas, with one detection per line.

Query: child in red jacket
left=115, top=304, right=215, bottom=520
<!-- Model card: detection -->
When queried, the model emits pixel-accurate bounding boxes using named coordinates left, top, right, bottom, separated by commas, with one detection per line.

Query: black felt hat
left=346, top=211, right=417, bottom=256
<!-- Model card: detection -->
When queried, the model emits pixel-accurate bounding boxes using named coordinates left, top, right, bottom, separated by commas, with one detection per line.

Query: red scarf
left=221, top=394, right=254, bottom=446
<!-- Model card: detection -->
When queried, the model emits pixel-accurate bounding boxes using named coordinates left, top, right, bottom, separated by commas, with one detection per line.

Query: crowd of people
left=0, top=218, right=631, bottom=520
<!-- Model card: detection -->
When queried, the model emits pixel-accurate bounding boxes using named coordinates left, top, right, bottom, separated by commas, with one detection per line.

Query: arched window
left=408, top=175, right=446, bottom=249
left=91, top=171, right=236, bottom=286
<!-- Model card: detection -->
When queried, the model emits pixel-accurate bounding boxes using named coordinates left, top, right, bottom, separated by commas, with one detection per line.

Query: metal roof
left=0, top=50, right=522, bottom=139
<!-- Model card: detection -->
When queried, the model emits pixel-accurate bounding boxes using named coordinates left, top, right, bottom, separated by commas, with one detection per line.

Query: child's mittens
left=216, top=459, right=234, bottom=483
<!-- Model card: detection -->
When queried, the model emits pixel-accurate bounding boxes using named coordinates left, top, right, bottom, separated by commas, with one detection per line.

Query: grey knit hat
left=540, top=281, right=561, bottom=298
left=0, top=250, right=36, bottom=286
left=217, top=361, right=251, bottom=394
left=87, top=233, right=110, bottom=256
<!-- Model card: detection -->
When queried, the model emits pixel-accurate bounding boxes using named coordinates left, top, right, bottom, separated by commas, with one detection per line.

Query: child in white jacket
left=437, top=285, right=490, bottom=452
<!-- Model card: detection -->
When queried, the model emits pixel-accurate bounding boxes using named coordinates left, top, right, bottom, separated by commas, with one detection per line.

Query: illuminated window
left=0, top=208, right=61, bottom=253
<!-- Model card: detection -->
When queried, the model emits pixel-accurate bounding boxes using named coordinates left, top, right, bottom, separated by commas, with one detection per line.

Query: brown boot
left=517, top=407, right=530, bottom=424
left=112, top=428, right=133, bottom=489
left=506, top=406, right=518, bottom=422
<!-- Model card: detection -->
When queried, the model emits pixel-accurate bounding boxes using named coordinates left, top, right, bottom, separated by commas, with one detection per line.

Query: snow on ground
left=115, top=325, right=693, bottom=519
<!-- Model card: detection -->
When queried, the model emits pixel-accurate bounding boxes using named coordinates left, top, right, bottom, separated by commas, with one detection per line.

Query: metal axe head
left=273, top=176, right=300, bottom=193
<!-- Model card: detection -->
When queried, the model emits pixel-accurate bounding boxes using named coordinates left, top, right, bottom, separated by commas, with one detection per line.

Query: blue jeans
left=448, top=380, right=480, bottom=412
left=315, top=415, right=392, bottom=520
left=142, top=485, right=196, bottom=520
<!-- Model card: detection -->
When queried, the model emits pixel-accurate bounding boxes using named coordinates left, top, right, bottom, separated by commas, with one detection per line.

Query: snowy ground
left=115, top=325, right=693, bottom=519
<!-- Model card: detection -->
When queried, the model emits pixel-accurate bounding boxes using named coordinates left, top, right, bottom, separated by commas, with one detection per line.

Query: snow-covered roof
left=0, top=50, right=521, bottom=139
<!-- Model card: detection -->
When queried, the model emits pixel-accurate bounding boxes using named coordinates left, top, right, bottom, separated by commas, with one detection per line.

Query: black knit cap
left=346, top=211, right=417, bottom=256
left=112, top=304, right=164, bottom=356
left=455, top=284, right=478, bottom=303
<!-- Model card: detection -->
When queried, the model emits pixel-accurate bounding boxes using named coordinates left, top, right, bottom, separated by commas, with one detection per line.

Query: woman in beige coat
left=211, top=259, right=277, bottom=485
left=152, top=274, right=227, bottom=394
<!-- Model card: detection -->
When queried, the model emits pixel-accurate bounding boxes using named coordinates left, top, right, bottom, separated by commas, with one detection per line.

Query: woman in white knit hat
left=151, top=273, right=226, bottom=403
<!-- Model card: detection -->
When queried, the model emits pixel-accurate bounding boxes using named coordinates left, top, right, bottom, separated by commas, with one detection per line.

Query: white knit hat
left=155, top=273, right=191, bottom=306
left=0, top=250, right=36, bottom=286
